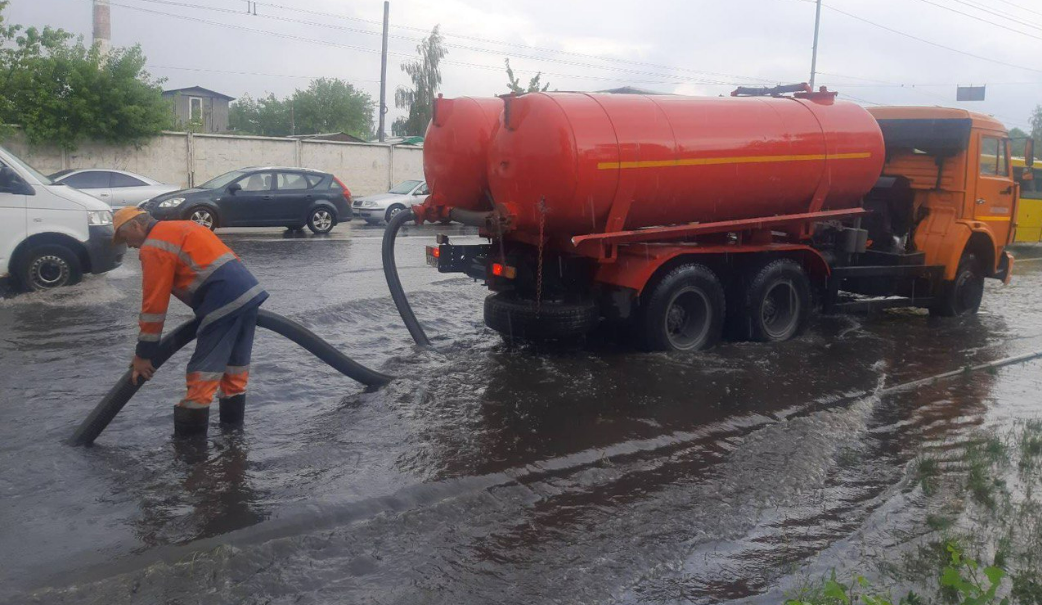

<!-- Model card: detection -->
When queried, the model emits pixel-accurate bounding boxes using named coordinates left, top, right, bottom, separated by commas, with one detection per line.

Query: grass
left=789, top=421, right=1042, bottom=605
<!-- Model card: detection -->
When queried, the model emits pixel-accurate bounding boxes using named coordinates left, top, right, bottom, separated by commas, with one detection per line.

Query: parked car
left=48, top=169, right=178, bottom=208
left=141, top=167, right=352, bottom=234
left=0, top=146, right=124, bottom=291
left=352, top=179, right=429, bottom=224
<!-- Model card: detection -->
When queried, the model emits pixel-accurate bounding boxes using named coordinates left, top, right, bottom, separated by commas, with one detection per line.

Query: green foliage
left=939, top=543, right=1008, bottom=605
left=393, top=25, right=445, bottom=137
left=505, top=58, right=549, bottom=94
left=1031, top=106, right=1042, bottom=157
left=229, top=79, right=374, bottom=139
left=965, top=437, right=1008, bottom=510
left=0, top=1, right=170, bottom=149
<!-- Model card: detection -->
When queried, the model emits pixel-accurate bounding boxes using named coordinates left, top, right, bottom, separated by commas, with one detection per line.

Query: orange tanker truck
left=401, top=85, right=1031, bottom=351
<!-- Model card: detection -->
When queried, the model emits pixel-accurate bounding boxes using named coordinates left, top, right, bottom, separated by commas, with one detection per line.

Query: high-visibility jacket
left=136, top=221, right=268, bottom=360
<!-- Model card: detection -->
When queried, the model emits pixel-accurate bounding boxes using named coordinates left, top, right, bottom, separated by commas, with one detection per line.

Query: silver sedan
left=49, top=169, right=179, bottom=208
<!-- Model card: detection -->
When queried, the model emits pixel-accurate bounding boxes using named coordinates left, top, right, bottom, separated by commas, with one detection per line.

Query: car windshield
left=199, top=170, right=248, bottom=189
left=0, top=145, right=52, bottom=185
left=389, top=180, right=422, bottom=194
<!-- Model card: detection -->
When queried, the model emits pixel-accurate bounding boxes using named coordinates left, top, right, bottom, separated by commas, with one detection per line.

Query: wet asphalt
left=1, top=222, right=1041, bottom=604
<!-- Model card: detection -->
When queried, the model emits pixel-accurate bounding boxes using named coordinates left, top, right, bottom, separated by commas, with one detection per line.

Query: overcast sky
left=8, top=0, right=1041, bottom=135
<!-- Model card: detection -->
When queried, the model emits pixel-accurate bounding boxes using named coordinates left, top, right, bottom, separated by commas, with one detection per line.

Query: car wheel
left=186, top=206, right=217, bottom=231
left=385, top=204, right=406, bottom=223
left=17, top=244, right=83, bottom=292
left=307, top=207, right=336, bottom=234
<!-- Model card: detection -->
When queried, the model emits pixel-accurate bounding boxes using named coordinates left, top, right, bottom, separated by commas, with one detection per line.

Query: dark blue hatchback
left=141, top=167, right=353, bottom=234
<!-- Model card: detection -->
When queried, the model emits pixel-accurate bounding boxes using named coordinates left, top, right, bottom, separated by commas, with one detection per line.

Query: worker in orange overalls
left=112, top=208, right=269, bottom=437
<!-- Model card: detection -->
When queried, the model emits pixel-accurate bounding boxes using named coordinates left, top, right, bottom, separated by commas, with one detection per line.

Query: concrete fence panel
left=1, top=130, right=426, bottom=196
left=300, top=141, right=391, bottom=197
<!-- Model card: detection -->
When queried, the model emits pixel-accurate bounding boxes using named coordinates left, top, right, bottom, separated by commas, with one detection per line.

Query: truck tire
left=931, top=253, right=984, bottom=317
left=17, top=244, right=83, bottom=291
left=484, top=293, right=599, bottom=341
left=738, top=259, right=811, bottom=342
left=636, top=263, right=725, bottom=351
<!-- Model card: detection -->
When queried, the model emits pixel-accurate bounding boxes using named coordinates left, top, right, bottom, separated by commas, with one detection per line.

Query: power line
left=107, top=2, right=742, bottom=89
left=150, top=64, right=381, bottom=83
left=119, top=0, right=777, bottom=85
left=249, top=0, right=780, bottom=84
left=109, top=0, right=766, bottom=87
left=941, top=0, right=1042, bottom=30
left=798, top=0, right=1042, bottom=74
left=911, top=0, right=1042, bottom=41
left=988, top=0, right=1042, bottom=18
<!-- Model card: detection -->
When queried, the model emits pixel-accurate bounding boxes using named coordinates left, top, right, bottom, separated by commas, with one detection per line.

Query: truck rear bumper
left=86, top=225, right=126, bottom=274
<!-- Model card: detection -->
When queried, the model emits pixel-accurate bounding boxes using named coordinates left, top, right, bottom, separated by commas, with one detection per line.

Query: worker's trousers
left=181, top=304, right=259, bottom=409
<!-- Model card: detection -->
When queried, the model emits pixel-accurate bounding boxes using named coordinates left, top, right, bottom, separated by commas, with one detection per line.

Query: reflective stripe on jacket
left=136, top=221, right=268, bottom=359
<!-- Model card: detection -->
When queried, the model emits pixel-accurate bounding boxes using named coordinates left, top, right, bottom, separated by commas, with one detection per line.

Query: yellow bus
left=1014, top=157, right=1042, bottom=243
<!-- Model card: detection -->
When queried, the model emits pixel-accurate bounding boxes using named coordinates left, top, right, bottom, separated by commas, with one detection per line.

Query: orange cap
left=112, top=207, right=148, bottom=244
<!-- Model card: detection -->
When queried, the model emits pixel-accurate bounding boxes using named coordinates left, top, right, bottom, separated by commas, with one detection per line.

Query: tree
left=505, top=59, right=549, bottom=94
left=292, top=78, right=373, bottom=138
left=393, top=25, right=446, bottom=137
left=229, top=79, right=373, bottom=138
left=0, top=1, right=170, bottom=149
left=1032, top=105, right=1042, bottom=156
left=1010, top=127, right=1029, bottom=157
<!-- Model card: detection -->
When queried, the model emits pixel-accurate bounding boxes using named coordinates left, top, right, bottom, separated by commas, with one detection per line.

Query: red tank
left=421, top=96, right=503, bottom=217
left=486, top=92, right=885, bottom=236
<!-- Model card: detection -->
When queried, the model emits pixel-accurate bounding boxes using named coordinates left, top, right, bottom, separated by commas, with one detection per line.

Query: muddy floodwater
left=1, top=222, right=1041, bottom=604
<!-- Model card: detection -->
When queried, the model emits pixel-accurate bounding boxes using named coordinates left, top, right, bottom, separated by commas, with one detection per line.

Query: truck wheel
left=637, top=264, right=725, bottom=351
left=17, top=244, right=83, bottom=291
left=931, top=253, right=984, bottom=317
left=739, top=259, right=811, bottom=342
left=484, top=293, right=599, bottom=341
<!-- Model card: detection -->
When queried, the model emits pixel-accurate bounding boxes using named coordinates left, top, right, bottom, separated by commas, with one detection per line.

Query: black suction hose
left=382, top=207, right=432, bottom=348
left=69, top=309, right=392, bottom=447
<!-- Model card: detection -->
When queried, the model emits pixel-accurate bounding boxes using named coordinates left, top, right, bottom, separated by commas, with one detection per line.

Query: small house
left=162, top=86, right=234, bottom=133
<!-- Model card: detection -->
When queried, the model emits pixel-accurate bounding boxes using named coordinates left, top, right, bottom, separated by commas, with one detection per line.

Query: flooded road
left=1, top=222, right=1041, bottom=603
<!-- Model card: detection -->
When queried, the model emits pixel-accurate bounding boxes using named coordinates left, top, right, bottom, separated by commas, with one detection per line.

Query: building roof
left=162, top=86, right=235, bottom=101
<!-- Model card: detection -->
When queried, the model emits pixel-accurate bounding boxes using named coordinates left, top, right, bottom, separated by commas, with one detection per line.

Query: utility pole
left=378, top=1, right=389, bottom=142
left=809, top=0, right=822, bottom=89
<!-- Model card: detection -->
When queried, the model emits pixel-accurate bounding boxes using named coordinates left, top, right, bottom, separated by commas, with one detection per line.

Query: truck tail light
left=491, top=262, right=516, bottom=279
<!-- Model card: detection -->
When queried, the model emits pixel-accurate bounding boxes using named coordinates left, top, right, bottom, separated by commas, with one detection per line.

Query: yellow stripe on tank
left=597, top=152, right=872, bottom=171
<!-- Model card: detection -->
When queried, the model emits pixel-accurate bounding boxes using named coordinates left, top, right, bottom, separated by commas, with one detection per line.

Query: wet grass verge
left=785, top=420, right=1042, bottom=605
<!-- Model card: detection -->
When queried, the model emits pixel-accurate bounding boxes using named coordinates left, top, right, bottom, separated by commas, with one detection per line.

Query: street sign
left=957, top=86, right=986, bottom=101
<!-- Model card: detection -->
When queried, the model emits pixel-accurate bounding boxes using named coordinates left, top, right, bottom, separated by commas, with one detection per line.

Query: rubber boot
left=219, top=394, right=246, bottom=426
left=173, top=405, right=209, bottom=437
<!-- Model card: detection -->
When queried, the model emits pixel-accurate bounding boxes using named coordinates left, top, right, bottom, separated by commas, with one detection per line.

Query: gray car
left=49, top=169, right=179, bottom=208
left=352, top=179, right=429, bottom=224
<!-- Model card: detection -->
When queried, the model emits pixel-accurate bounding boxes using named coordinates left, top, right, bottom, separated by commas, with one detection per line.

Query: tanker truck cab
left=421, top=91, right=1021, bottom=351
left=0, top=144, right=125, bottom=292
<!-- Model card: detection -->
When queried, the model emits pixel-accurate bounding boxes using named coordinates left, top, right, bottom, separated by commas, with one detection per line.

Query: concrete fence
left=2, top=131, right=425, bottom=197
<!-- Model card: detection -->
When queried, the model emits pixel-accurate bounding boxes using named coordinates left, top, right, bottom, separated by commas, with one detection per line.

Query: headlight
left=159, top=197, right=185, bottom=208
left=87, top=210, right=112, bottom=226
left=363, top=200, right=378, bottom=208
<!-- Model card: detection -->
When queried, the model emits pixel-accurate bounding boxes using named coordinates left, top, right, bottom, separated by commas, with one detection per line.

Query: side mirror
left=1027, top=138, right=1035, bottom=168
left=0, top=166, right=14, bottom=188
left=227, top=182, right=242, bottom=195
